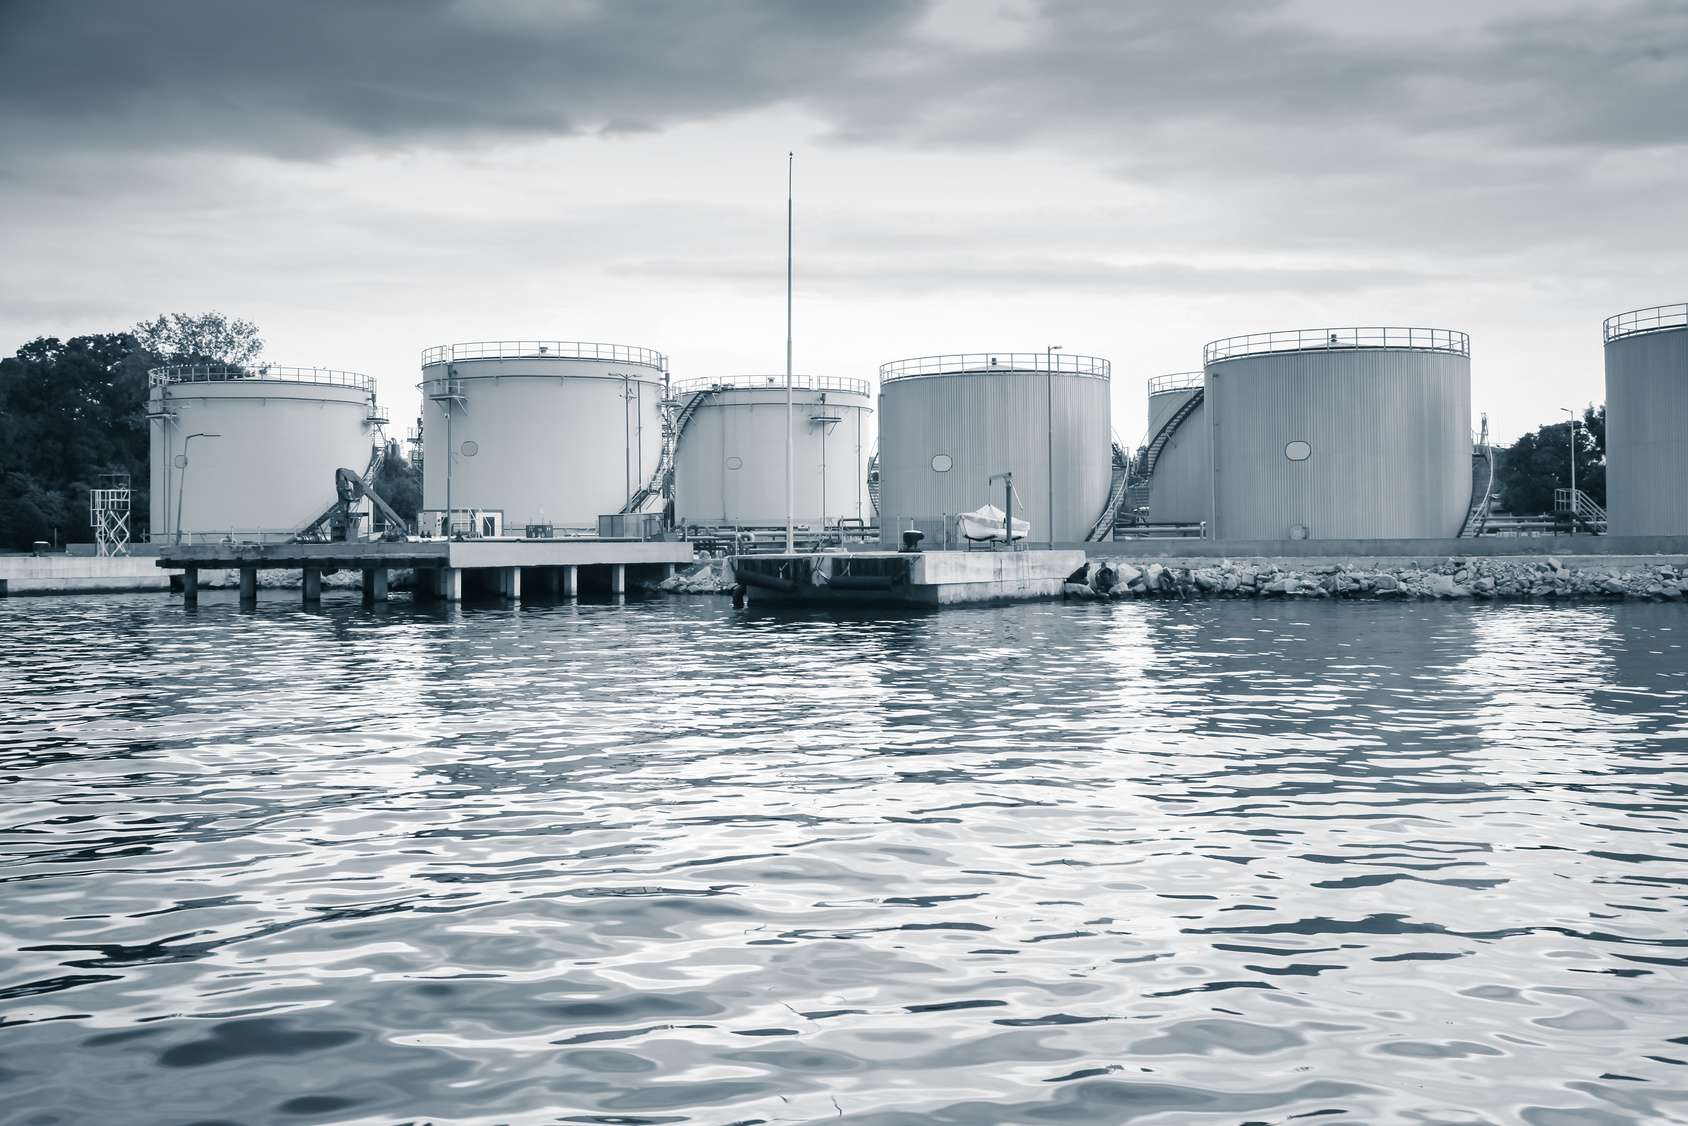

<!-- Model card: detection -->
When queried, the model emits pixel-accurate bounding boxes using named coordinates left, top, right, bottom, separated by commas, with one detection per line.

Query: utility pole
left=785, top=152, right=795, bottom=554
left=1046, top=345, right=1061, bottom=547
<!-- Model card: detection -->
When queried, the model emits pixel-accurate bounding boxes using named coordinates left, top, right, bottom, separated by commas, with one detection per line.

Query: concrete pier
left=157, top=538, right=694, bottom=606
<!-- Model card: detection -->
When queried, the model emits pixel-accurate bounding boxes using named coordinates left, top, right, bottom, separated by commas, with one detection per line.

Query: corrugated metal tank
left=1204, top=327, right=1471, bottom=540
left=1143, top=373, right=1210, bottom=525
left=876, top=352, right=1111, bottom=546
left=147, top=365, right=378, bottom=543
left=419, top=341, right=665, bottom=530
left=672, top=375, right=873, bottom=528
left=1604, top=303, right=1688, bottom=535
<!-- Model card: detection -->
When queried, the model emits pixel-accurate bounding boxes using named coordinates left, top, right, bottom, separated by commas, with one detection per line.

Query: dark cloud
left=0, top=0, right=923, bottom=157
left=6, top=0, right=1686, bottom=167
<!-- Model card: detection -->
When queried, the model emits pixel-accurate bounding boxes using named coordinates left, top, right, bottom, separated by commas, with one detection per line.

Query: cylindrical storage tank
left=1204, top=327, right=1471, bottom=540
left=147, top=364, right=379, bottom=543
left=419, top=341, right=665, bottom=532
left=1143, top=372, right=1210, bottom=525
left=672, top=375, right=873, bottom=528
left=1604, top=303, right=1688, bottom=536
left=876, top=352, right=1111, bottom=546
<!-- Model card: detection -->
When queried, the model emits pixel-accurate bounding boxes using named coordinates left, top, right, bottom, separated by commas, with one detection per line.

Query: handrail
left=1603, top=302, right=1687, bottom=343
left=1204, top=326, right=1469, bottom=364
left=149, top=363, right=373, bottom=391
left=1147, top=371, right=1203, bottom=395
left=880, top=352, right=1111, bottom=383
left=420, top=340, right=666, bottom=370
left=672, top=374, right=871, bottom=397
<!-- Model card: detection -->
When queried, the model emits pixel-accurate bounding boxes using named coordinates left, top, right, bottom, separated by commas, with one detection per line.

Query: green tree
left=0, top=333, right=155, bottom=549
left=1497, top=404, right=1605, bottom=514
left=133, top=311, right=263, bottom=366
left=0, top=313, right=262, bottom=550
left=373, top=440, right=422, bottom=523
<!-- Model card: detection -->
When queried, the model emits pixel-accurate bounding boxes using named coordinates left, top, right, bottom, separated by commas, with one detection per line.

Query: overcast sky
left=3, top=0, right=1685, bottom=444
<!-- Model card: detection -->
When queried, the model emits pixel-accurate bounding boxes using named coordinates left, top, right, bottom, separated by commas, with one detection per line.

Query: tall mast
left=785, top=152, right=795, bottom=553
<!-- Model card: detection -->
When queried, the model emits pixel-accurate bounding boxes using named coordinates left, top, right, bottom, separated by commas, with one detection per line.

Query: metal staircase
left=1115, top=387, right=1204, bottom=533
left=622, top=387, right=714, bottom=514
left=866, top=451, right=880, bottom=516
left=1459, top=445, right=1497, bottom=537
left=1554, top=487, right=1608, bottom=534
left=1084, top=442, right=1132, bottom=541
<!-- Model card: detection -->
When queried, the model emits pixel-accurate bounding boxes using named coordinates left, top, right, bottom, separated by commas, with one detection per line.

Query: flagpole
left=785, top=151, right=795, bottom=554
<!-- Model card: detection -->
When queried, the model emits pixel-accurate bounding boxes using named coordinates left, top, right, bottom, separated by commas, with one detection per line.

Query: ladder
left=1115, top=388, right=1204, bottom=533
left=621, top=387, right=714, bottom=514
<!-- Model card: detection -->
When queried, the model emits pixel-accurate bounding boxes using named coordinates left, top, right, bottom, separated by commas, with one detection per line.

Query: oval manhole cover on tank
left=1285, top=440, right=1312, bottom=462
left=931, top=453, right=953, bottom=473
left=726, top=456, right=743, bottom=470
left=460, top=440, right=479, bottom=457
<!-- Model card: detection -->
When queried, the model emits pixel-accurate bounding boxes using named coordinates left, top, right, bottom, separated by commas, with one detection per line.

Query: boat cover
left=958, top=504, right=1030, bottom=543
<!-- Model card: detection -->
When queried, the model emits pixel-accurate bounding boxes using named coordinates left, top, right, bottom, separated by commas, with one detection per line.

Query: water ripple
left=0, top=592, right=1685, bottom=1123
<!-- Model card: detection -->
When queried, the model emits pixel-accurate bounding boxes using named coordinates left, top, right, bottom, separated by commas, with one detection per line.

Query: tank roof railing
left=1204, top=326, right=1469, bottom=365
left=672, top=374, right=871, bottom=397
left=1604, top=302, right=1687, bottom=343
left=1147, top=371, right=1204, bottom=395
left=149, top=363, right=374, bottom=392
left=879, top=352, right=1111, bottom=384
left=421, top=340, right=667, bottom=370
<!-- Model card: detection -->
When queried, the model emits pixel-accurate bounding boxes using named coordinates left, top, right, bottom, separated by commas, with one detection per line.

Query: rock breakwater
left=1063, top=556, right=1688, bottom=601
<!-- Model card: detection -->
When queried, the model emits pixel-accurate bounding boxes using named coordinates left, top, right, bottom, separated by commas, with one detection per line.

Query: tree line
left=0, top=314, right=419, bottom=550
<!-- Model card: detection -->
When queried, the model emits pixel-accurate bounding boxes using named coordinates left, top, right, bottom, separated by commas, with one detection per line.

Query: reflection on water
left=1, top=591, right=1686, bottom=1124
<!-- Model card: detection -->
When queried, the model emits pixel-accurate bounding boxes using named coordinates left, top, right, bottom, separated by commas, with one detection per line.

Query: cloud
left=612, top=254, right=1454, bottom=298
left=0, top=0, right=923, bottom=158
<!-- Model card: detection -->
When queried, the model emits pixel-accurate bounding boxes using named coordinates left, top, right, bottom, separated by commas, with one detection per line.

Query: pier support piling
left=442, top=567, right=462, bottom=602
left=363, top=567, right=388, bottom=604
left=182, top=566, right=198, bottom=606
left=238, top=566, right=257, bottom=606
left=302, top=567, right=322, bottom=605
left=562, top=565, right=578, bottom=597
left=500, top=566, right=521, bottom=601
left=610, top=564, right=626, bottom=595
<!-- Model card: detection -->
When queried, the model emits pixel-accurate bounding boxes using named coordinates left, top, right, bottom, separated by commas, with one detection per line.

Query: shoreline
left=1062, top=554, right=1688, bottom=601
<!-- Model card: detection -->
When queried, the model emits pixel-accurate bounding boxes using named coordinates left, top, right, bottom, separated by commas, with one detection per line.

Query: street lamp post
left=1046, top=345, right=1061, bottom=548
left=174, top=432, right=221, bottom=545
left=1561, top=407, right=1577, bottom=535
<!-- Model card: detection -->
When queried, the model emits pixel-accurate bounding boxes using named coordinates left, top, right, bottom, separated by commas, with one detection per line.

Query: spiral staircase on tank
left=1083, top=442, right=1134, bottom=541
left=621, top=385, right=717, bottom=515
left=1459, top=440, right=1497, bottom=538
left=1102, top=385, right=1205, bottom=538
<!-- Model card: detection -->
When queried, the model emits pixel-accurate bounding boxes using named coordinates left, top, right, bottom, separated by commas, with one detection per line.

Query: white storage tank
left=672, top=375, right=873, bottom=529
left=1604, top=303, right=1688, bottom=536
left=419, top=341, right=665, bottom=533
left=147, top=364, right=380, bottom=543
left=876, top=352, right=1111, bottom=546
left=1142, top=372, right=1210, bottom=526
left=1204, top=327, right=1471, bottom=540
